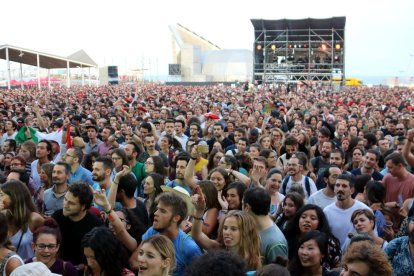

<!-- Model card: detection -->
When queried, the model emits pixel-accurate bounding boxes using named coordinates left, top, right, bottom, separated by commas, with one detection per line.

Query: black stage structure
left=251, top=17, right=346, bottom=85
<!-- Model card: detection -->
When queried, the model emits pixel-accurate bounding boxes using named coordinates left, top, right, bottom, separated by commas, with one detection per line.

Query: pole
left=6, top=47, right=11, bottom=89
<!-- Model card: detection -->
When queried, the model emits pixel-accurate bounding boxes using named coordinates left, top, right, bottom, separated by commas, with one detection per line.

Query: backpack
left=282, top=176, right=311, bottom=197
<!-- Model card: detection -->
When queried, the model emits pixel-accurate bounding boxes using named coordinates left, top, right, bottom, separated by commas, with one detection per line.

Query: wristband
left=192, top=216, right=204, bottom=221
left=190, top=156, right=197, bottom=160
left=104, top=208, right=112, bottom=214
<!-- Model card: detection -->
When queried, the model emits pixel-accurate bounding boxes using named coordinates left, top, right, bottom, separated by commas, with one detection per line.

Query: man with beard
left=130, top=192, right=202, bottom=275
left=308, top=165, right=341, bottom=209
left=43, top=162, right=70, bottom=216
left=31, top=139, right=54, bottom=190
left=207, top=123, right=233, bottom=153
left=324, top=174, right=371, bottom=251
left=124, top=141, right=145, bottom=186
left=138, top=134, right=168, bottom=166
left=276, top=135, right=299, bottom=174
left=281, top=156, right=317, bottom=199
left=62, top=147, right=97, bottom=189
left=97, top=126, right=118, bottom=157
left=385, top=216, right=414, bottom=275
left=351, top=149, right=383, bottom=181
left=52, top=182, right=103, bottom=269
left=310, top=140, right=334, bottom=176
left=166, top=153, right=193, bottom=195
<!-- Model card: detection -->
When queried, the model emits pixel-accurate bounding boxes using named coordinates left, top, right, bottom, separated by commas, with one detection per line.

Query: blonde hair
left=140, top=235, right=176, bottom=274
left=217, top=210, right=262, bottom=270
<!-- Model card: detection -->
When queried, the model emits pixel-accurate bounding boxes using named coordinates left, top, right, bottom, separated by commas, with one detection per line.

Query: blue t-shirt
left=166, top=180, right=192, bottom=195
left=142, top=227, right=202, bottom=276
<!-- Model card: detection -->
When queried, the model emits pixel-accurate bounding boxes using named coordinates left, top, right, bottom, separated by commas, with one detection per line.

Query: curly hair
left=82, top=226, right=130, bottom=275
left=342, top=240, right=392, bottom=275
left=216, top=210, right=261, bottom=270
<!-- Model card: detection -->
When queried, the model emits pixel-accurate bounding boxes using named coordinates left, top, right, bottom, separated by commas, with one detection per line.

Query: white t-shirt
left=324, top=200, right=371, bottom=251
left=308, top=189, right=336, bottom=209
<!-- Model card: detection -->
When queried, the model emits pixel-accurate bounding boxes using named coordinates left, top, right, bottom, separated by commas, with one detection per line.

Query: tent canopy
left=0, top=44, right=96, bottom=69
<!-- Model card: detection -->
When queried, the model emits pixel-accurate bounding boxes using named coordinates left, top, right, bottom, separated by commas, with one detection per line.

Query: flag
left=15, top=126, right=63, bottom=145
left=262, top=102, right=275, bottom=113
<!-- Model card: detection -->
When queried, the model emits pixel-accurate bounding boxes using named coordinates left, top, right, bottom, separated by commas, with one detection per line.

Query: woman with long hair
left=195, top=180, right=221, bottom=238
left=144, top=156, right=166, bottom=177
left=34, top=163, right=55, bottom=214
left=284, top=204, right=342, bottom=269
left=265, top=169, right=285, bottom=219
left=258, top=134, right=272, bottom=150
left=17, top=140, right=36, bottom=175
left=0, top=180, right=44, bottom=259
left=137, top=235, right=176, bottom=276
left=191, top=186, right=262, bottom=270
left=26, top=218, right=77, bottom=275
left=207, top=148, right=224, bottom=172
left=110, top=148, right=129, bottom=181
left=344, top=147, right=364, bottom=172
left=82, top=226, right=134, bottom=276
left=270, top=128, right=285, bottom=157
left=288, top=230, right=339, bottom=276
left=0, top=213, right=23, bottom=276
left=275, top=192, right=304, bottom=231
left=140, top=173, right=164, bottom=224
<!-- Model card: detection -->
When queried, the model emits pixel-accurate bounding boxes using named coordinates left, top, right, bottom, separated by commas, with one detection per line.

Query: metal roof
left=250, top=17, right=346, bottom=31
left=0, top=44, right=97, bottom=69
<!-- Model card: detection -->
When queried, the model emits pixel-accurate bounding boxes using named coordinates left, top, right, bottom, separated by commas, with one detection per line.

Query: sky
left=1, top=0, right=414, bottom=80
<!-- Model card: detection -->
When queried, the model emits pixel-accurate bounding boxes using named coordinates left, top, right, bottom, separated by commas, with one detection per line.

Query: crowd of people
left=0, top=82, right=414, bottom=275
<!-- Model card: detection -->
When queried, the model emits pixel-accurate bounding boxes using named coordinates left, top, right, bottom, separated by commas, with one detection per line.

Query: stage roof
left=0, top=44, right=97, bottom=69
left=251, top=17, right=346, bottom=30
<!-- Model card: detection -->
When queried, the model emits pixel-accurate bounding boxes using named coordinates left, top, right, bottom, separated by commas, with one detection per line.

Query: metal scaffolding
left=251, top=17, right=346, bottom=86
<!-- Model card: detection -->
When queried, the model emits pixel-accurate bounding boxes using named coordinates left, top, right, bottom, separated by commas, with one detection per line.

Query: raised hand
left=191, top=186, right=206, bottom=212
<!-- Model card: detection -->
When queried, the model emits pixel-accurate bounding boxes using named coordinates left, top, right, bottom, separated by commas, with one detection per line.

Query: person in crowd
left=62, top=147, right=96, bottom=188
left=191, top=186, right=262, bottom=270
left=33, top=163, right=55, bottom=212
left=82, top=226, right=134, bottom=275
left=0, top=213, right=23, bottom=276
left=276, top=135, right=299, bottom=173
left=137, top=235, right=176, bottom=276
left=281, top=156, right=317, bottom=199
left=243, top=187, right=288, bottom=264
left=308, top=165, right=341, bottom=209
left=220, top=181, right=247, bottom=216
left=0, top=180, right=44, bottom=259
left=130, top=192, right=202, bottom=275
left=350, top=149, right=384, bottom=181
left=123, top=141, right=146, bottom=191
left=288, top=230, right=339, bottom=276
left=343, top=147, right=364, bottom=172
left=140, top=173, right=164, bottom=223
left=275, top=192, right=305, bottom=231
left=284, top=204, right=342, bottom=270
left=18, top=140, right=36, bottom=175
left=26, top=218, right=77, bottom=275
left=383, top=152, right=414, bottom=223
left=348, top=209, right=387, bottom=249
left=265, top=168, right=285, bottom=218
left=293, top=151, right=317, bottom=182
left=31, top=139, right=54, bottom=191
left=343, top=240, right=392, bottom=276
left=323, top=174, right=371, bottom=251
left=207, top=148, right=224, bottom=171
left=385, top=215, right=414, bottom=275
left=52, top=182, right=103, bottom=269
left=43, top=162, right=70, bottom=216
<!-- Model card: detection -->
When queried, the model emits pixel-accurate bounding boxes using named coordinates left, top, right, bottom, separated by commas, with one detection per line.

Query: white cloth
left=324, top=200, right=371, bottom=251
left=307, top=189, right=336, bottom=209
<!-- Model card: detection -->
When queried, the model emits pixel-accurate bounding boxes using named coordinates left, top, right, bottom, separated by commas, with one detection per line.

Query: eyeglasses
left=36, top=243, right=58, bottom=250
left=145, top=161, right=154, bottom=165
left=63, top=153, right=76, bottom=158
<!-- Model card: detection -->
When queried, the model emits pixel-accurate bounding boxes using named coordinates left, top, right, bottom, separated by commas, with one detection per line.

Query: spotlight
left=256, top=44, right=262, bottom=50
left=271, top=44, right=276, bottom=50
left=321, top=44, right=327, bottom=51
left=288, top=44, right=293, bottom=49
left=335, top=44, right=341, bottom=50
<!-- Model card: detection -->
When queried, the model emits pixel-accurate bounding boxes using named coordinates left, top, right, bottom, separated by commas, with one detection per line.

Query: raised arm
left=191, top=186, right=221, bottom=250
